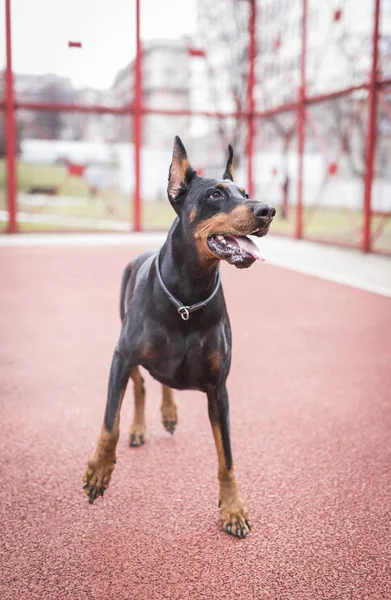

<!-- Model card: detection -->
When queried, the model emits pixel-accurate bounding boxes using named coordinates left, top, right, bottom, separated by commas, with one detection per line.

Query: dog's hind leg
left=129, top=367, right=146, bottom=446
left=161, top=385, right=178, bottom=434
left=207, top=385, right=250, bottom=538
left=83, top=349, right=133, bottom=503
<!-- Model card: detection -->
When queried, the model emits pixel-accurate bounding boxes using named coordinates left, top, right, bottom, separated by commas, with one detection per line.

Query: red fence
left=1, top=0, right=390, bottom=254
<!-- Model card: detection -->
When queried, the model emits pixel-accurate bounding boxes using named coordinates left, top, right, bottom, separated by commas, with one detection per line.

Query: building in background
left=4, top=1, right=391, bottom=177
left=3, top=37, right=193, bottom=149
left=0, top=73, right=77, bottom=141
left=111, top=38, right=192, bottom=147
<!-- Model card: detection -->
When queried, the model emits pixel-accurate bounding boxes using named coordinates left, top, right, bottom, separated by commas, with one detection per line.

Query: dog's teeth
left=216, top=235, right=224, bottom=241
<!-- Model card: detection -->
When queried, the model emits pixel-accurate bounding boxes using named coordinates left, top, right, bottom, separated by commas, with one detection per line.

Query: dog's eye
left=210, top=191, right=222, bottom=199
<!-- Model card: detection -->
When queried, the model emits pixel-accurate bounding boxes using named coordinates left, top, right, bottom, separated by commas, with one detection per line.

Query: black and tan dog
left=83, top=137, right=275, bottom=538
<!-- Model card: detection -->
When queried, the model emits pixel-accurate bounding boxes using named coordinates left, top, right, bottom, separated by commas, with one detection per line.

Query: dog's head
left=167, top=136, right=275, bottom=269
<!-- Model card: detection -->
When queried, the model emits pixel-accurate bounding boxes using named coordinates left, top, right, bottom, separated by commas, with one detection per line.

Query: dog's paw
left=220, top=498, right=251, bottom=539
left=129, top=424, right=146, bottom=447
left=82, top=455, right=116, bottom=503
left=161, top=404, right=178, bottom=435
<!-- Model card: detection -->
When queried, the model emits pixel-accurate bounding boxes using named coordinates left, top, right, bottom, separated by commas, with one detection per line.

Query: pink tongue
left=234, top=236, right=265, bottom=261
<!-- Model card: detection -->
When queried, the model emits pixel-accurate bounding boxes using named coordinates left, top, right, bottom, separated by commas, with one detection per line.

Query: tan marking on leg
left=141, top=342, right=156, bottom=360
left=208, top=351, right=221, bottom=373
left=129, top=367, right=146, bottom=446
left=189, top=208, right=196, bottom=222
left=211, top=424, right=250, bottom=536
left=161, top=385, right=178, bottom=434
left=83, top=389, right=126, bottom=499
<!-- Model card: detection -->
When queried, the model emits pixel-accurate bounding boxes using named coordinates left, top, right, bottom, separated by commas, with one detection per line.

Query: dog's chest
left=140, top=328, right=228, bottom=391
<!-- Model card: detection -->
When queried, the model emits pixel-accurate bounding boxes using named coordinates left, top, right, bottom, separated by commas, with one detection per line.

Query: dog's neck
left=158, top=217, right=220, bottom=306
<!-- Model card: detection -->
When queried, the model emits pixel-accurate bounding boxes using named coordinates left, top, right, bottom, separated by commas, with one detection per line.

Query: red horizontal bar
left=306, top=82, right=368, bottom=105
left=253, top=83, right=371, bottom=117
left=68, top=41, right=82, bottom=48
left=0, top=101, right=248, bottom=119
left=253, top=101, right=298, bottom=118
left=0, top=80, right=386, bottom=120
left=253, top=82, right=374, bottom=117
left=142, top=106, right=248, bottom=118
left=13, top=101, right=129, bottom=114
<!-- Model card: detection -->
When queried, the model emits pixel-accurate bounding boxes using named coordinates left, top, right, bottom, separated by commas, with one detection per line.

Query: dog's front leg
left=83, top=348, right=133, bottom=503
left=207, top=385, right=251, bottom=538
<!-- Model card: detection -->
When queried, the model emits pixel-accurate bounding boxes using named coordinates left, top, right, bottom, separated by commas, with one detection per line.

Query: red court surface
left=1, top=245, right=390, bottom=600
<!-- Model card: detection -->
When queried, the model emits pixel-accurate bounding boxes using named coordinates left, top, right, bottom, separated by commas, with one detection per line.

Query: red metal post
left=296, top=0, right=307, bottom=239
left=362, top=0, right=381, bottom=252
left=247, top=0, right=256, bottom=198
left=8, top=101, right=129, bottom=115
left=133, top=0, right=142, bottom=232
left=4, top=0, right=17, bottom=233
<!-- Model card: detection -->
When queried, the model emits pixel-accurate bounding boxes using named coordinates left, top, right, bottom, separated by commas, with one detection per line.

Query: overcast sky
left=0, top=0, right=198, bottom=88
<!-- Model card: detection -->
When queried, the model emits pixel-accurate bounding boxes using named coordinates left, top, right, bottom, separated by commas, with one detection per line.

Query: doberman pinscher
left=82, top=137, right=275, bottom=538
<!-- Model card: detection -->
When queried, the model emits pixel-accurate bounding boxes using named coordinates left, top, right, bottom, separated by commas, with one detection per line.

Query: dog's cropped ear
left=222, top=144, right=234, bottom=182
left=168, top=136, right=196, bottom=202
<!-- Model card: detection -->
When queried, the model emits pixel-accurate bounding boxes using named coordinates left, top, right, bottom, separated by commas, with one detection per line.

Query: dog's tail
left=119, top=262, right=133, bottom=322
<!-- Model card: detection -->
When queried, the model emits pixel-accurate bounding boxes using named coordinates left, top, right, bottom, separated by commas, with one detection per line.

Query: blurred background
left=0, top=0, right=390, bottom=253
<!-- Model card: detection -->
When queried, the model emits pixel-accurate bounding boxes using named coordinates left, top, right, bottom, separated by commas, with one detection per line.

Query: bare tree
left=197, top=0, right=250, bottom=159
left=197, top=1, right=296, bottom=165
left=0, top=119, right=22, bottom=159
left=33, top=81, right=73, bottom=140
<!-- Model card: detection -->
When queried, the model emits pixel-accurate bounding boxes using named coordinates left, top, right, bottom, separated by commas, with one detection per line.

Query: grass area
left=143, top=202, right=175, bottom=228
left=0, top=160, right=175, bottom=229
left=18, top=196, right=130, bottom=221
left=16, top=196, right=175, bottom=227
left=271, top=207, right=362, bottom=239
left=272, top=207, right=391, bottom=251
left=15, top=222, right=77, bottom=233
left=0, top=160, right=89, bottom=197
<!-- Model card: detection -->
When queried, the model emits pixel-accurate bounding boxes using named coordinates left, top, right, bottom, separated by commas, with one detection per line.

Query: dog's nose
left=253, top=203, right=276, bottom=220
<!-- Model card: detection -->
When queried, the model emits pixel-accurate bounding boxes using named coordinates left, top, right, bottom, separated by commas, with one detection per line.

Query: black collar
left=154, top=253, right=221, bottom=321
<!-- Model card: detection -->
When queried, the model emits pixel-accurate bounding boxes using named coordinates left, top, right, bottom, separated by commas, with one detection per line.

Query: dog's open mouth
left=207, top=228, right=268, bottom=268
